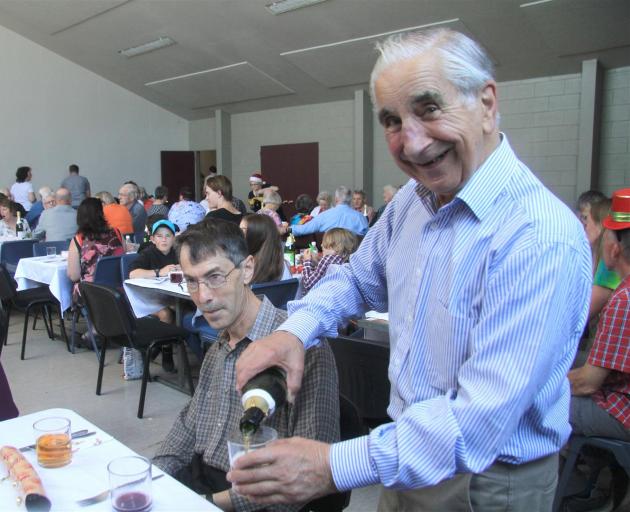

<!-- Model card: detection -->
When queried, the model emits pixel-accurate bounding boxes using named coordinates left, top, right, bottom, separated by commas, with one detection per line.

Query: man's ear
left=242, top=254, right=255, bottom=285
left=480, top=81, right=498, bottom=135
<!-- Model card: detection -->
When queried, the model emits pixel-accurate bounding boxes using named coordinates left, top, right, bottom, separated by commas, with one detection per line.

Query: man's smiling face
left=374, top=50, right=498, bottom=204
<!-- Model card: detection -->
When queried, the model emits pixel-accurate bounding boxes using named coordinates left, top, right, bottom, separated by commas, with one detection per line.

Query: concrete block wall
left=230, top=100, right=355, bottom=202
left=600, top=67, right=630, bottom=194
left=498, top=74, right=582, bottom=206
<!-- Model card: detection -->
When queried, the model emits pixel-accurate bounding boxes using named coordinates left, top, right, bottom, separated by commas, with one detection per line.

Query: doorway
left=260, top=143, right=318, bottom=203
left=161, top=150, right=216, bottom=203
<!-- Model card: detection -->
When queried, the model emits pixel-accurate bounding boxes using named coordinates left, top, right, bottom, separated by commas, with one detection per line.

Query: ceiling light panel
left=265, top=0, right=328, bottom=15
left=119, top=36, right=176, bottom=58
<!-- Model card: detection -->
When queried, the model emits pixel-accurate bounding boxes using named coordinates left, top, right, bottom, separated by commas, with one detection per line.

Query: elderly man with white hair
left=25, top=186, right=54, bottom=229
left=230, top=28, right=591, bottom=511
left=119, top=183, right=147, bottom=240
left=291, top=186, right=368, bottom=237
left=33, top=187, right=78, bottom=241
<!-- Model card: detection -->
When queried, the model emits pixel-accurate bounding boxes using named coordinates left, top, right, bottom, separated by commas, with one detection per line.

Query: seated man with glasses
left=153, top=218, right=339, bottom=511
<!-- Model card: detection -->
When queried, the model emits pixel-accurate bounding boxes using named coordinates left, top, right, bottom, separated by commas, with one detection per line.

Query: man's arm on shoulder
left=569, top=364, right=610, bottom=396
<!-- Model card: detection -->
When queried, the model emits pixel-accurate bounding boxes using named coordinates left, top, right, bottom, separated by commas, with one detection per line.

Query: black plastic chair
left=32, top=240, right=71, bottom=257
left=0, top=263, right=69, bottom=359
left=300, top=395, right=367, bottom=512
left=0, top=240, right=37, bottom=274
left=328, top=334, right=391, bottom=429
left=120, top=253, right=140, bottom=281
left=79, top=281, right=194, bottom=418
left=251, top=278, right=299, bottom=310
left=554, top=436, right=630, bottom=511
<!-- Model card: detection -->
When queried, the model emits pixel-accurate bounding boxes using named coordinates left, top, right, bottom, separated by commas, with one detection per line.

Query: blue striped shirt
left=280, top=135, right=592, bottom=491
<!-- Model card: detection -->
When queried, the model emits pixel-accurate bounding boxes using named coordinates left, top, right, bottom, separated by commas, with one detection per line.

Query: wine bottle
left=283, top=234, right=295, bottom=267
left=15, top=211, right=24, bottom=240
left=239, top=366, right=287, bottom=437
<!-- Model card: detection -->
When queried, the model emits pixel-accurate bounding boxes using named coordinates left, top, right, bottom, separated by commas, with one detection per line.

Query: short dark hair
left=294, top=194, right=314, bottom=215
left=209, top=165, right=218, bottom=175
left=69, top=164, right=79, bottom=173
left=154, top=185, right=168, bottom=200
left=16, top=166, right=31, bottom=182
left=175, top=218, right=248, bottom=267
left=576, top=190, right=607, bottom=212
left=179, top=186, right=194, bottom=200
left=76, top=197, right=110, bottom=239
left=206, top=175, right=233, bottom=201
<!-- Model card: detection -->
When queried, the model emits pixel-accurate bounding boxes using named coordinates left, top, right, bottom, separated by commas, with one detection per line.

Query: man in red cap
left=569, top=188, right=630, bottom=441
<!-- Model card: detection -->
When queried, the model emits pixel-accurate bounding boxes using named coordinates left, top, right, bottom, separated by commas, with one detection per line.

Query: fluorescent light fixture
left=265, top=0, right=328, bottom=15
left=118, top=37, right=176, bottom=58
left=519, top=0, right=553, bottom=7
left=280, top=19, right=459, bottom=56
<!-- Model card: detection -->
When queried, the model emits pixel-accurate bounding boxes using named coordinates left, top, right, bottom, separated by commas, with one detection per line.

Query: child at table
left=302, top=227, right=358, bottom=294
left=127, top=219, right=180, bottom=374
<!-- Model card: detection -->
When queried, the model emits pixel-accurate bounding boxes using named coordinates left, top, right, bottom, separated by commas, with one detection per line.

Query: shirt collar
left=216, top=295, right=278, bottom=348
left=413, top=133, right=517, bottom=221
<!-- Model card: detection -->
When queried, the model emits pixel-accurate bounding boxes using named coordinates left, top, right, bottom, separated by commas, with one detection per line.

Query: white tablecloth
left=14, top=256, right=73, bottom=312
left=124, top=278, right=190, bottom=319
left=0, top=408, right=218, bottom=512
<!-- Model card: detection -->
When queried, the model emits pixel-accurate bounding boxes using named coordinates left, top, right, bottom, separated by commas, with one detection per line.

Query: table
left=15, top=256, right=73, bottom=313
left=0, top=408, right=218, bottom=511
left=355, top=311, right=389, bottom=344
left=124, top=278, right=190, bottom=324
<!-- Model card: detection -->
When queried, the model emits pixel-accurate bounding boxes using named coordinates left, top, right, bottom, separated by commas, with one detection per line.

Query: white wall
left=189, top=118, right=216, bottom=151
left=600, top=67, right=630, bottom=194
left=0, top=25, right=188, bottom=197
left=230, top=100, right=354, bottom=201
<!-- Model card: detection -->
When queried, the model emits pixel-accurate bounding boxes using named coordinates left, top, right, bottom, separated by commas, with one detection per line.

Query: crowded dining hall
left=1, top=1, right=629, bottom=511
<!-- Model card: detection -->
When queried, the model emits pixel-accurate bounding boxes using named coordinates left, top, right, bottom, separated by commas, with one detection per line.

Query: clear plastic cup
left=108, top=456, right=152, bottom=512
left=227, top=425, right=277, bottom=468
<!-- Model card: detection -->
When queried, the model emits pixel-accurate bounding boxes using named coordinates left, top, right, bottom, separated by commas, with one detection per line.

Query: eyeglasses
left=186, top=261, right=243, bottom=293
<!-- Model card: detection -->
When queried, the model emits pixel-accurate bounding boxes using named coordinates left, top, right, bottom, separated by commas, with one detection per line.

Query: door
left=260, top=143, right=318, bottom=203
left=160, top=151, right=195, bottom=204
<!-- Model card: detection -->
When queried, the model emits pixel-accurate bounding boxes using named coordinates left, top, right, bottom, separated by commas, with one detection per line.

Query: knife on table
left=19, top=429, right=96, bottom=452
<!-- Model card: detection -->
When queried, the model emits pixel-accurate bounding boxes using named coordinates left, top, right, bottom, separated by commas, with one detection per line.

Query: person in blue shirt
left=290, top=186, right=368, bottom=237
left=228, top=28, right=592, bottom=511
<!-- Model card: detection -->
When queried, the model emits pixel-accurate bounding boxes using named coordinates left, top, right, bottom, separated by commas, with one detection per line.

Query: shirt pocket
left=425, top=301, right=475, bottom=392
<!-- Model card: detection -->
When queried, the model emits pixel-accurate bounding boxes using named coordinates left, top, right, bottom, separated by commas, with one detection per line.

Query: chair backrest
left=93, top=255, right=123, bottom=288
left=79, top=281, right=135, bottom=342
left=120, top=253, right=140, bottom=281
left=32, top=240, right=71, bottom=257
left=251, top=278, right=299, bottom=309
left=0, top=240, right=37, bottom=273
left=328, top=335, right=391, bottom=428
left=0, top=264, right=18, bottom=302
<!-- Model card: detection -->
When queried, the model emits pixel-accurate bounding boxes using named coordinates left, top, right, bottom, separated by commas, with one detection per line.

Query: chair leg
left=3, top=302, right=12, bottom=345
left=46, top=305, right=54, bottom=339
left=20, top=306, right=32, bottom=360
left=70, top=307, right=79, bottom=354
left=553, top=436, right=588, bottom=512
left=96, top=337, right=109, bottom=396
left=41, top=306, right=53, bottom=339
left=138, top=346, right=153, bottom=419
left=58, top=305, right=69, bottom=352
left=178, top=340, right=195, bottom=396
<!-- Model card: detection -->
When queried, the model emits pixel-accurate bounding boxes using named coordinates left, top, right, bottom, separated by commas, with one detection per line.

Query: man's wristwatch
left=154, top=268, right=160, bottom=278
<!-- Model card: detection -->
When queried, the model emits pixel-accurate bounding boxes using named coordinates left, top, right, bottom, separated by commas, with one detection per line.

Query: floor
left=1, top=310, right=380, bottom=511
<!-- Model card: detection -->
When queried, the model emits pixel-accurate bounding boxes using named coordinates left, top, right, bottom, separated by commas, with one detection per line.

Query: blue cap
left=151, top=219, right=178, bottom=235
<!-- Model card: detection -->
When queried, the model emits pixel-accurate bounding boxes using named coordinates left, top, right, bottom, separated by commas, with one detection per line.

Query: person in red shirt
left=569, top=188, right=630, bottom=441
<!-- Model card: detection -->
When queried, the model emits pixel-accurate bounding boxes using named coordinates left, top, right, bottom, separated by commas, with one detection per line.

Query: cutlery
left=19, top=429, right=96, bottom=452
left=77, top=474, right=164, bottom=507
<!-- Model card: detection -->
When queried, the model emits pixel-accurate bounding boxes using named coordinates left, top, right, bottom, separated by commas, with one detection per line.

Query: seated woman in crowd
left=67, top=197, right=125, bottom=301
left=0, top=198, right=31, bottom=238
left=204, top=175, right=242, bottom=225
left=257, top=190, right=288, bottom=235
left=147, top=185, right=169, bottom=217
left=302, top=227, right=358, bottom=294
left=310, top=190, right=331, bottom=217
left=290, top=193, right=314, bottom=226
left=95, top=190, right=134, bottom=235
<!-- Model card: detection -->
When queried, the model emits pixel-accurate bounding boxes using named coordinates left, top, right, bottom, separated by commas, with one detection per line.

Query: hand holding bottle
left=235, top=331, right=305, bottom=402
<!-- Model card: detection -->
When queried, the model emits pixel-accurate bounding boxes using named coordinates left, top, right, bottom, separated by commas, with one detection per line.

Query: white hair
left=335, top=186, right=352, bottom=206
left=369, top=28, right=495, bottom=107
left=38, top=186, right=53, bottom=200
